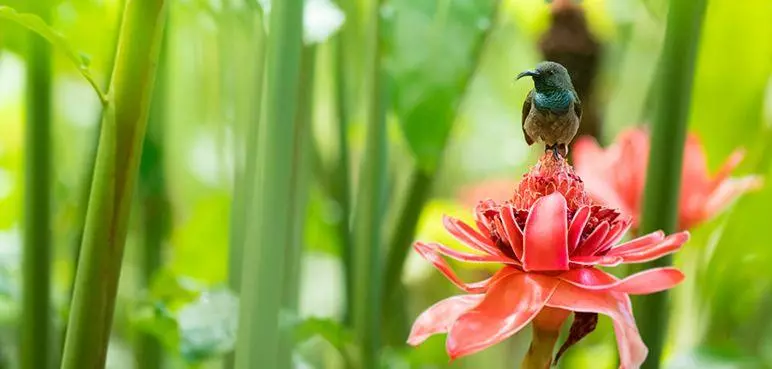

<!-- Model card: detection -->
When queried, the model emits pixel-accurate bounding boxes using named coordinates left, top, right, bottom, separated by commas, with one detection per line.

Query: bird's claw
left=546, top=144, right=562, bottom=160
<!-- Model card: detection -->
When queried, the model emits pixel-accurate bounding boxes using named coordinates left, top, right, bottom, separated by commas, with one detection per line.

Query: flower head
left=408, top=153, right=689, bottom=368
left=573, top=128, right=762, bottom=230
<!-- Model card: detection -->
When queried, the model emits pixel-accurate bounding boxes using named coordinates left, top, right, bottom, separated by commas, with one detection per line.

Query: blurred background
left=0, top=0, right=771, bottom=368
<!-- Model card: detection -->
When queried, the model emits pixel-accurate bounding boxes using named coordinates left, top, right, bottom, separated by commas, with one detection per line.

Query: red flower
left=573, top=128, right=762, bottom=230
left=408, top=154, right=689, bottom=368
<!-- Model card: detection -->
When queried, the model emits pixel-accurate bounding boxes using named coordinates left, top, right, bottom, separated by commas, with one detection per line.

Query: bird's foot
left=557, top=143, right=569, bottom=158
left=550, top=145, right=561, bottom=160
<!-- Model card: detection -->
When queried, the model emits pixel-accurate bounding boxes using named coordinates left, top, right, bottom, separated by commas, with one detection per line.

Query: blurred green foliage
left=0, top=0, right=770, bottom=368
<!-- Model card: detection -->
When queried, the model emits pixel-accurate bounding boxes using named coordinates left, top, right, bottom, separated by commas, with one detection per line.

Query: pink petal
left=414, top=242, right=500, bottom=292
left=500, top=205, right=524, bottom=259
left=474, top=199, right=499, bottom=234
left=414, top=241, right=515, bottom=265
left=443, top=216, right=502, bottom=256
left=408, top=294, right=484, bottom=346
left=599, top=220, right=632, bottom=254
left=611, top=232, right=690, bottom=264
left=607, top=231, right=665, bottom=256
left=446, top=273, right=559, bottom=359
left=570, top=255, right=623, bottom=267
left=701, top=176, right=762, bottom=224
left=568, top=206, right=591, bottom=252
left=708, top=149, right=745, bottom=192
left=522, top=193, right=569, bottom=271
left=575, top=221, right=610, bottom=256
left=546, top=283, right=647, bottom=368
left=558, top=267, right=684, bottom=295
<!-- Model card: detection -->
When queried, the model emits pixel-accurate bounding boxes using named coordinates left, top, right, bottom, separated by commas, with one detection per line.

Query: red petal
left=546, top=283, right=647, bottom=368
left=606, top=231, right=665, bottom=256
left=443, top=216, right=502, bottom=256
left=708, top=149, right=745, bottom=192
left=446, top=273, right=559, bottom=359
left=500, top=205, right=524, bottom=259
left=408, top=294, right=484, bottom=346
left=570, top=255, right=623, bottom=267
left=558, top=267, right=684, bottom=295
left=611, top=232, right=689, bottom=264
left=414, top=242, right=500, bottom=292
left=700, top=176, right=762, bottom=227
left=568, top=206, right=590, bottom=252
left=415, top=241, right=515, bottom=265
left=575, top=221, right=610, bottom=256
left=599, top=220, right=632, bottom=254
left=522, top=193, right=569, bottom=271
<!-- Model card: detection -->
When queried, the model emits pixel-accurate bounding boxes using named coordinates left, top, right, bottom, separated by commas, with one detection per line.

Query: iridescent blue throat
left=533, top=89, right=574, bottom=113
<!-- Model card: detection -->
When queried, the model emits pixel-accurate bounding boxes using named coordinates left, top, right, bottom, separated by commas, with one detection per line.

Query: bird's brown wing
left=521, top=90, right=534, bottom=146
left=573, top=95, right=583, bottom=122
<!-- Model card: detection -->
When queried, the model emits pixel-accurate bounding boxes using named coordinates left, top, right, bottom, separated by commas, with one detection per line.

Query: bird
left=516, top=61, right=582, bottom=159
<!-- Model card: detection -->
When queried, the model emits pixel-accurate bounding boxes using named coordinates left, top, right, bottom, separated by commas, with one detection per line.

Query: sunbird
left=517, top=61, right=582, bottom=158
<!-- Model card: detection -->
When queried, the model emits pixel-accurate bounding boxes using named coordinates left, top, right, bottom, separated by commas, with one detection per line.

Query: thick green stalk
left=332, top=33, right=354, bottom=326
left=60, top=1, right=168, bottom=367
left=227, top=4, right=265, bottom=296
left=636, top=0, right=707, bottom=368
left=233, top=0, right=303, bottom=367
left=21, top=1, right=52, bottom=368
left=224, top=6, right=264, bottom=369
left=135, top=21, right=171, bottom=369
left=352, top=0, right=387, bottom=366
left=381, top=169, right=432, bottom=343
left=277, top=44, right=317, bottom=369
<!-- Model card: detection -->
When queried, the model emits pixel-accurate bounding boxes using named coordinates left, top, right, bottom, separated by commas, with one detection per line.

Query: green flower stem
left=136, top=20, right=171, bottom=369
left=233, top=0, right=303, bottom=366
left=59, top=1, right=168, bottom=367
left=352, top=0, right=387, bottom=366
left=20, top=1, right=52, bottom=368
left=521, top=327, right=559, bottom=369
left=636, top=0, right=708, bottom=368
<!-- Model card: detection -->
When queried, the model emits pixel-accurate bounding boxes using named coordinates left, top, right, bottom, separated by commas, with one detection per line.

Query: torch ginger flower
left=407, top=154, right=690, bottom=368
left=573, top=128, right=762, bottom=230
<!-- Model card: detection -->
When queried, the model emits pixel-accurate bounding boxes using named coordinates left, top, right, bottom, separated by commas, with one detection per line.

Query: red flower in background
left=573, top=128, right=762, bottom=230
left=408, top=154, right=690, bottom=368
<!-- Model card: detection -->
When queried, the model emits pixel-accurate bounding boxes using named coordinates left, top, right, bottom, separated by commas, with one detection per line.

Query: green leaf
left=0, top=6, right=107, bottom=105
left=385, top=0, right=499, bottom=172
left=178, top=289, right=240, bottom=362
left=667, top=347, right=768, bottom=369
left=132, top=286, right=240, bottom=364
left=688, top=0, right=772, bottom=165
left=294, top=317, right=353, bottom=353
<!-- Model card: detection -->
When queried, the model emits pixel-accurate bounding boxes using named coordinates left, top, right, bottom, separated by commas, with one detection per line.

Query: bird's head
left=516, top=61, right=574, bottom=92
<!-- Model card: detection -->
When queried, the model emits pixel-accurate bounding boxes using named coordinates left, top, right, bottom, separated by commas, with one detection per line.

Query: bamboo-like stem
left=226, top=4, right=265, bottom=294
left=636, top=0, right=708, bottom=368
left=20, top=1, right=52, bottom=368
left=233, top=0, right=303, bottom=366
left=59, top=1, right=168, bottom=367
left=332, top=32, right=354, bottom=326
left=223, top=6, right=264, bottom=369
left=135, top=20, right=171, bottom=369
left=277, top=44, right=317, bottom=369
left=352, top=0, right=387, bottom=365
left=381, top=168, right=432, bottom=343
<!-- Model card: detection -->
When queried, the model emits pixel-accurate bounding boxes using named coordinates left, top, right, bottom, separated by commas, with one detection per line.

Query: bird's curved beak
left=516, top=70, right=539, bottom=80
